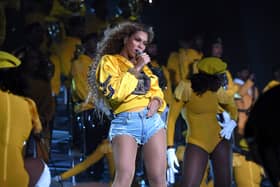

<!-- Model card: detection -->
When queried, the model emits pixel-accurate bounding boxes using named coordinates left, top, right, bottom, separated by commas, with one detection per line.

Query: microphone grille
left=135, top=50, right=143, bottom=56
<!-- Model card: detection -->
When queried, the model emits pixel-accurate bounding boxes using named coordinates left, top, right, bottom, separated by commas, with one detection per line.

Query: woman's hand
left=135, top=52, right=150, bottom=72
left=147, top=98, right=161, bottom=117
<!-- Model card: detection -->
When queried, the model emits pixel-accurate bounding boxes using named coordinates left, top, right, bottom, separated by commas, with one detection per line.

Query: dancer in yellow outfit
left=232, top=67, right=264, bottom=187
left=166, top=36, right=206, bottom=186
left=58, top=33, right=115, bottom=182
left=70, top=33, right=97, bottom=114
left=53, top=47, right=115, bottom=182
left=166, top=36, right=204, bottom=90
left=57, top=16, right=84, bottom=79
left=204, top=37, right=238, bottom=118
left=167, top=57, right=237, bottom=187
left=71, top=49, right=93, bottom=102
left=71, top=33, right=98, bottom=103
left=0, top=51, right=45, bottom=187
left=167, top=37, right=237, bottom=186
left=88, top=21, right=167, bottom=187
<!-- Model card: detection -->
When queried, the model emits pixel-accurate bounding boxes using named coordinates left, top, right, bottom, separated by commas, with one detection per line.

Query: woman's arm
left=97, top=55, right=139, bottom=102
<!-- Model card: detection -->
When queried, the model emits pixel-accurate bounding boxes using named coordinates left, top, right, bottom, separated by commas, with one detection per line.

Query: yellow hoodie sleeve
left=97, top=55, right=139, bottom=103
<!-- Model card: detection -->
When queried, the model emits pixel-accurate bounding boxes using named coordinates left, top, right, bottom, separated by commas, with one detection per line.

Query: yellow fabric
left=178, top=48, right=203, bottom=80
left=71, top=54, right=92, bottom=102
left=96, top=54, right=166, bottom=114
left=217, top=70, right=238, bottom=120
left=218, top=103, right=238, bottom=121
left=0, top=51, right=21, bottom=68
left=225, top=70, right=239, bottom=97
left=263, top=80, right=280, bottom=93
left=50, top=54, right=61, bottom=96
left=58, top=36, right=81, bottom=77
left=60, top=139, right=114, bottom=180
left=166, top=48, right=203, bottom=88
left=175, top=145, right=185, bottom=162
left=233, top=153, right=263, bottom=187
left=167, top=51, right=181, bottom=88
left=74, top=103, right=94, bottom=114
left=174, top=81, right=192, bottom=102
left=150, top=60, right=160, bottom=68
left=167, top=97, right=185, bottom=147
left=197, top=57, right=227, bottom=75
left=0, top=90, right=42, bottom=187
left=239, top=138, right=249, bottom=151
left=167, top=80, right=235, bottom=153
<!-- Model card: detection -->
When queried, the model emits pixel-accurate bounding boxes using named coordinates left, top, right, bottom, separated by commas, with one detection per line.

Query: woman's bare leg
left=143, top=129, right=167, bottom=187
left=111, top=135, right=138, bottom=187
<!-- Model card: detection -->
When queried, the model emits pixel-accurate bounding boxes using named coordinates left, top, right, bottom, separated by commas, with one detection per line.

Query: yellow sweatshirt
left=96, top=54, right=166, bottom=114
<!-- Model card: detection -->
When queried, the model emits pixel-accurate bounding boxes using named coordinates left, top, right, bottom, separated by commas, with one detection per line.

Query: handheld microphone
left=135, top=49, right=151, bottom=67
left=135, top=49, right=143, bottom=57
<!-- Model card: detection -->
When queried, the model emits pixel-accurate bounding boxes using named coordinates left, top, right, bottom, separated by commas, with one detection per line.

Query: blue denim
left=109, top=108, right=166, bottom=145
left=160, top=105, right=169, bottom=123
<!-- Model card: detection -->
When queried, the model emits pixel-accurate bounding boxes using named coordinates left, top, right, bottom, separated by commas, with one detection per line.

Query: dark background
left=140, top=0, right=280, bottom=89
left=3, top=0, right=280, bottom=89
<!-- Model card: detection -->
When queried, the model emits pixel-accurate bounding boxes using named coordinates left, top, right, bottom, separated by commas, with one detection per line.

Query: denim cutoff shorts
left=109, top=108, right=166, bottom=145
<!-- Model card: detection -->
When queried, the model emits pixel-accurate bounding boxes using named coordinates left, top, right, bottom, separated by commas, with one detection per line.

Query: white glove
left=167, top=148, right=179, bottom=173
left=218, top=112, right=237, bottom=140
left=166, top=167, right=175, bottom=184
left=218, top=111, right=231, bottom=123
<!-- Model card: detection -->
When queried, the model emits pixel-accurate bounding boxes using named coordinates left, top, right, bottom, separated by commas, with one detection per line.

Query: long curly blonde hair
left=88, top=21, right=154, bottom=117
